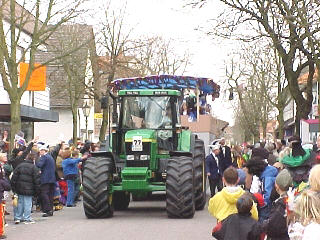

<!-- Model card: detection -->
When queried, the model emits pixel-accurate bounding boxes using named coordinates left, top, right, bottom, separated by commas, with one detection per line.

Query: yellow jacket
left=208, top=186, right=258, bottom=222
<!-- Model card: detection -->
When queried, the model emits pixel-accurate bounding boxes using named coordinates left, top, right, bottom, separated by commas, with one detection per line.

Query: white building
left=0, top=2, right=58, bottom=141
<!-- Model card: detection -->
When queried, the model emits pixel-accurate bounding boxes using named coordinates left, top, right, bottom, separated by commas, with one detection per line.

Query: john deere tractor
left=82, top=75, right=219, bottom=219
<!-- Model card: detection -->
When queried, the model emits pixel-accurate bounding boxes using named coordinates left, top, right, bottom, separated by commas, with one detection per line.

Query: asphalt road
left=5, top=192, right=216, bottom=240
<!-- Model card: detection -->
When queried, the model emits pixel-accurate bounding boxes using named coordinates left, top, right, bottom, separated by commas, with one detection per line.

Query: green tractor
left=82, top=75, right=220, bottom=219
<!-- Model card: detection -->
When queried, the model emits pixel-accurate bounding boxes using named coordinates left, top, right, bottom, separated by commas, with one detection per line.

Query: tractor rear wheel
left=166, top=156, right=195, bottom=218
left=194, top=139, right=206, bottom=210
left=114, top=191, right=130, bottom=210
left=82, top=157, right=114, bottom=218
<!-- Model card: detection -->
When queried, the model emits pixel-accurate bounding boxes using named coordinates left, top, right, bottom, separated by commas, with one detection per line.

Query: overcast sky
left=52, top=0, right=236, bottom=124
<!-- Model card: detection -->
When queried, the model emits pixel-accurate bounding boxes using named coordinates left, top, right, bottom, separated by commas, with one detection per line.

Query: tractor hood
left=125, top=129, right=157, bottom=142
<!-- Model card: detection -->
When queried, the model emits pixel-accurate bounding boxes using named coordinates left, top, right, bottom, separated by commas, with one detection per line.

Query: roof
left=298, top=68, right=318, bottom=85
left=111, top=75, right=220, bottom=94
left=1, top=1, right=43, bottom=36
left=35, top=24, right=96, bottom=108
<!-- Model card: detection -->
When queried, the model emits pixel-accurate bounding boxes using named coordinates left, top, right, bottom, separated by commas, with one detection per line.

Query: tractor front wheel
left=194, top=139, right=206, bottom=210
left=82, top=157, right=114, bottom=218
left=166, top=156, right=195, bottom=218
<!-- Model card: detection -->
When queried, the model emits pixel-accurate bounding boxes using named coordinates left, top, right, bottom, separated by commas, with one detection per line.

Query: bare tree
left=47, top=24, right=96, bottom=145
left=96, top=6, right=135, bottom=142
left=192, top=0, right=320, bottom=134
left=0, top=0, right=86, bottom=144
left=132, top=36, right=191, bottom=76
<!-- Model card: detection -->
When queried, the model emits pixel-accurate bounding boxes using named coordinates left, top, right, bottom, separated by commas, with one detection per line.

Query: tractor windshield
left=122, top=96, right=173, bottom=129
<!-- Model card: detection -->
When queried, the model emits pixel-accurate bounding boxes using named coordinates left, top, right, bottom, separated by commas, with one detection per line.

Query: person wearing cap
left=259, top=169, right=292, bottom=240
left=206, top=144, right=224, bottom=197
left=218, top=138, right=232, bottom=172
left=37, top=145, right=56, bottom=217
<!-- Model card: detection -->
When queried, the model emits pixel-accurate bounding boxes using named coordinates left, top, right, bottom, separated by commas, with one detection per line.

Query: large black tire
left=166, top=156, right=195, bottom=218
left=82, top=157, right=114, bottom=218
left=113, top=191, right=130, bottom=210
left=194, top=139, right=206, bottom=210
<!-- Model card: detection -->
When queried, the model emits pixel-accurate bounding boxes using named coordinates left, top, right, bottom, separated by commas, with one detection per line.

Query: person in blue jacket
left=37, top=145, right=57, bottom=217
left=62, top=150, right=87, bottom=207
left=243, top=155, right=278, bottom=221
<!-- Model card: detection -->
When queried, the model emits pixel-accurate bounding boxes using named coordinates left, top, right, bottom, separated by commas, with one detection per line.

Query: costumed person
left=206, top=144, right=223, bottom=197
left=279, top=136, right=313, bottom=189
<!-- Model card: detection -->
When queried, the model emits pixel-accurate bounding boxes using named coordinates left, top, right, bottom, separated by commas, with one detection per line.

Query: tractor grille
left=126, top=159, right=150, bottom=167
left=125, top=142, right=151, bottom=167
left=125, top=142, right=151, bottom=155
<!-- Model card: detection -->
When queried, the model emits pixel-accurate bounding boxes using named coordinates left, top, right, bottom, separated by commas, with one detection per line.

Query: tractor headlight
left=126, top=155, right=134, bottom=160
left=140, top=155, right=150, bottom=160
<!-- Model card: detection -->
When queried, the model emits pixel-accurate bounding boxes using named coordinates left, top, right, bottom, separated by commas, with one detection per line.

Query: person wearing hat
left=279, top=136, right=313, bottom=187
left=259, top=169, right=292, bottom=240
left=206, top=143, right=224, bottom=197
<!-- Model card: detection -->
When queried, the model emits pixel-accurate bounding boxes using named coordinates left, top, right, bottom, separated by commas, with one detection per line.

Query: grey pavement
left=5, top=192, right=216, bottom=240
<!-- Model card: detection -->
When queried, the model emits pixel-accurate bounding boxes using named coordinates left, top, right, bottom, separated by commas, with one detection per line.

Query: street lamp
left=82, top=102, right=91, bottom=140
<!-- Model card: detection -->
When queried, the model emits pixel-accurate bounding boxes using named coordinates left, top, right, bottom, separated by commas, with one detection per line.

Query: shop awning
left=0, top=104, right=59, bottom=122
left=301, top=119, right=319, bottom=132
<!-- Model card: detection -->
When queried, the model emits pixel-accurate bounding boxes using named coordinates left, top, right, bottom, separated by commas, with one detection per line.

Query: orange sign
left=19, top=62, right=46, bottom=91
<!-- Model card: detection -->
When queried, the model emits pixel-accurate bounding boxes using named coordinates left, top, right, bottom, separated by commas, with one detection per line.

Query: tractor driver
left=160, top=105, right=172, bottom=128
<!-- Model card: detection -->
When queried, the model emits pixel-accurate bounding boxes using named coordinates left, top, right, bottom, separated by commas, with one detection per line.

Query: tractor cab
left=117, top=90, right=181, bottom=157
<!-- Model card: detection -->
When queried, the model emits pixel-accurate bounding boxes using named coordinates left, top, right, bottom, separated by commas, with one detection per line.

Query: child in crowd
left=288, top=164, right=320, bottom=239
left=58, top=179, right=67, bottom=206
left=208, top=167, right=258, bottom=222
left=62, top=150, right=87, bottom=207
left=289, top=190, right=320, bottom=239
left=0, top=169, right=11, bottom=239
left=308, top=164, right=320, bottom=192
left=213, top=192, right=260, bottom=240
left=261, top=169, right=292, bottom=240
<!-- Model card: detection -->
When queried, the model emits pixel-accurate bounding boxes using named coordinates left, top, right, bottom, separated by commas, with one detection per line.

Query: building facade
left=0, top=2, right=58, bottom=142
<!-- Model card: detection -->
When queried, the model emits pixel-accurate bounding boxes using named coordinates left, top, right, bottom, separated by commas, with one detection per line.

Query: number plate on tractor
left=132, top=136, right=143, bottom=151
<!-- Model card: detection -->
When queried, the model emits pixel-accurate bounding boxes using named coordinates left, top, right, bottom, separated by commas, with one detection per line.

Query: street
left=6, top=192, right=216, bottom=240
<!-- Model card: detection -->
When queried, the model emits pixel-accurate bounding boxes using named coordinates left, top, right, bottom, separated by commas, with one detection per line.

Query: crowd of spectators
left=207, top=136, right=320, bottom=240
left=0, top=131, right=98, bottom=239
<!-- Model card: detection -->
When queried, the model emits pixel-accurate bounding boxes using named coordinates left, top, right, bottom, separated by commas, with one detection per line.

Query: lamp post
left=82, top=102, right=91, bottom=140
